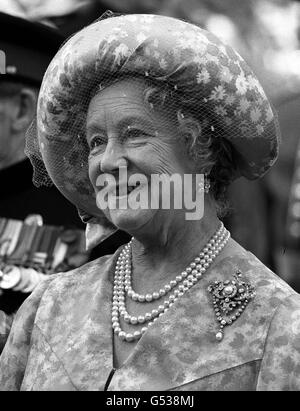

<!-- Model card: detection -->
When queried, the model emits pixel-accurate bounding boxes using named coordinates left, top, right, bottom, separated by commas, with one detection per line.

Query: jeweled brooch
left=207, top=270, right=255, bottom=342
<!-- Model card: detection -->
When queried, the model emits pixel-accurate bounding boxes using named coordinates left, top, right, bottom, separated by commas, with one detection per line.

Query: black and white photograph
left=0, top=0, right=300, bottom=393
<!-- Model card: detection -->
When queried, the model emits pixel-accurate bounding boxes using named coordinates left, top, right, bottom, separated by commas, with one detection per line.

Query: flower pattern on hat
left=35, top=13, right=280, bottom=220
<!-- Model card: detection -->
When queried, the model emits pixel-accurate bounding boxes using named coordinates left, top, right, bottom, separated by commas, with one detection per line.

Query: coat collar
left=36, top=247, right=287, bottom=391
left=109, top=252, right=267, bottom=390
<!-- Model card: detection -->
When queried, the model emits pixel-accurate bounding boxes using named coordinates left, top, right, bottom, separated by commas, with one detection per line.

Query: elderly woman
left=1, top=13, right=300, bottom=391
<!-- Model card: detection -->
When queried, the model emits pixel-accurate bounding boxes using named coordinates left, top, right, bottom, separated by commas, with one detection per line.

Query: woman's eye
left=89, top=136, right=107, bottom=151
left=125, top=128, right=147, bottom=139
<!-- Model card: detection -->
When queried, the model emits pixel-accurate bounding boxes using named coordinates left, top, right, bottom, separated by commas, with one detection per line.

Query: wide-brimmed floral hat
left=26, top=12, right=280, bottom=246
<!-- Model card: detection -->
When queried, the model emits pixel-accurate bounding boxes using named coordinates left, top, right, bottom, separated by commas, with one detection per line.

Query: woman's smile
left=87, top=77, right=195, bottom=233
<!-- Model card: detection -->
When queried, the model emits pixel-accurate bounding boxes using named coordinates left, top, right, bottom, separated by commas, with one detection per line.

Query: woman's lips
left=107, top=182, right=142, bottom=198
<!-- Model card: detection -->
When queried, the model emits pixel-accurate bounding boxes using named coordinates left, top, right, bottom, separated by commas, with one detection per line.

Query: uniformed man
left=0, top=13, right=85, bottom=317
left=0, top=12, right=83, bottom=226
left=0, top=12, right=130, bottom=324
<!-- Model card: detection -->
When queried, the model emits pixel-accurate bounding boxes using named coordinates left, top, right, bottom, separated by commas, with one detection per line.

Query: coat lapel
left=35, top=250, right=282, bottom=391
left=35, top=254, right=117, bottom=390
left=109, top=254, right=267, bottom=391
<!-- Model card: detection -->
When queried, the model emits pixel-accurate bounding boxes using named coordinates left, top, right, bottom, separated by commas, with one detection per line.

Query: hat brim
left=35, top=13, right=280, bottom=225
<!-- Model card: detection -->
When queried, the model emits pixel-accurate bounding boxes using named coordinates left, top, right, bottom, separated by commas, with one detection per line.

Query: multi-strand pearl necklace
left=112, top=222, right=230, bottom=342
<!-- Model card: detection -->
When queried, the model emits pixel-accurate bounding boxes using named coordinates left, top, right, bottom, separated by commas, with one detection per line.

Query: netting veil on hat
left=25, top=12, right=280, bottom=246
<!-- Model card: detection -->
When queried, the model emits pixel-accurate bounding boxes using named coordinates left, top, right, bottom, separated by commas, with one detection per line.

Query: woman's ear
left=11, top=88, right=37, bottom=133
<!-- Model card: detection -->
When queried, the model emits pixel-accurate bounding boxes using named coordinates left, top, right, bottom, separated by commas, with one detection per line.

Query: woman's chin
left=106, top=207, right=154, bottom=233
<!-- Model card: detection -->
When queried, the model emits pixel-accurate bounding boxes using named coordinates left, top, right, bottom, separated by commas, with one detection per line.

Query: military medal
left=0, top=266, right=21, bottom=290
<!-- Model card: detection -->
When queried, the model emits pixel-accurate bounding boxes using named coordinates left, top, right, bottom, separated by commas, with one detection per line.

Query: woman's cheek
left=131, top=140, right=184, bottom=175
left=88, top=155, right=101, bottom=189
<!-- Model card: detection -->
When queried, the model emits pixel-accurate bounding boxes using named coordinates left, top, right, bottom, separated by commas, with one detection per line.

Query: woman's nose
left=99, top=140, right=127, bottom=173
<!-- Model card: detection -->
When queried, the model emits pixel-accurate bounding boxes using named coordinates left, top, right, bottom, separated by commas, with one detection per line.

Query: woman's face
left=86, top=78, right=198, bottom=234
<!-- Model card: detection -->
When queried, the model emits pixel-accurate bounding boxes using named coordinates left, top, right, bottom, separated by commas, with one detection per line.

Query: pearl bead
left=145, top=294, right=153, bottom=302
left=133, top=331, right=141, bottom=339
left=130, top=316, right=138, bottom=325
left=125, top=333, right=134, bottom=342
left=113, top=228, right=230, bottom=342
left=119, top=331, right=126, bottom=340
left=224, top=286, right=233, bottom=294
left=158, top=305, right=165, bottom=312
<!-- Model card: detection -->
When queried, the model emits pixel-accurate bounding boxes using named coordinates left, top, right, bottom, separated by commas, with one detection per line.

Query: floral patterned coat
left=1, top=246, right=300, bottom=391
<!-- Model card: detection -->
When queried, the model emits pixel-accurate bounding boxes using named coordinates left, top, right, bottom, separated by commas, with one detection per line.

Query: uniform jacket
left=1, top=246, right=300, bottom=391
